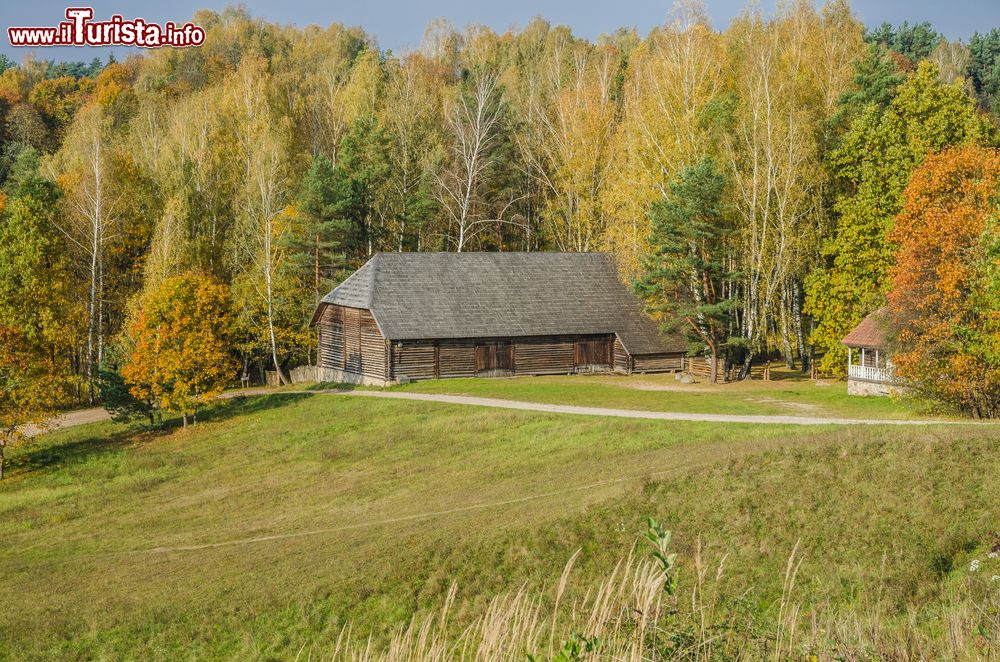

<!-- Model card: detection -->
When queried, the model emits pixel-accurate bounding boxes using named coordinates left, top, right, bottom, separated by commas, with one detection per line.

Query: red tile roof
left=841, top=307, right=889, bottom=349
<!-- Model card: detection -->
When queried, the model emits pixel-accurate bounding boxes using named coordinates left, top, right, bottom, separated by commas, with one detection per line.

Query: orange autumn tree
left=122, top=272, right=236, bottom=427
left=887, top=144, right=1000, bottom=418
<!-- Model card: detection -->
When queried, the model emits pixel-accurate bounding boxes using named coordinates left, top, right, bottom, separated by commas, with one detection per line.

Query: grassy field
left=387, top=370, right=931, bottom=420
left=2, top=383, right=998, bottom=659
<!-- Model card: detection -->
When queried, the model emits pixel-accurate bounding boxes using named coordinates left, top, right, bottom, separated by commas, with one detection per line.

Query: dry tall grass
left=317, top=536, right=1000, bottom=662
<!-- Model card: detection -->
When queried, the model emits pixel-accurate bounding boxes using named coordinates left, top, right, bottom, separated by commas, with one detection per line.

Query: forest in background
left=1, top=0, right=1000, bottom=414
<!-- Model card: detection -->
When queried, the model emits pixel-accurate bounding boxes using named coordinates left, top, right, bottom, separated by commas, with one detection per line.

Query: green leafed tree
left=0, top=147, right=79, bottom=391
left=805, top=61, right=994, bottom=374
left=830, top=43, right=904, bottom=129
left=866, top=21, right=943, bottom=65
left=634, top=158, right=737, bottom=384
left=967, top=29, right=1000, bottom=114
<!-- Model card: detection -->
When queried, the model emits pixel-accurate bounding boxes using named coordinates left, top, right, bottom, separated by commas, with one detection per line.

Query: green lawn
left=387, top=370, right=930, bottom=420
left=1, top=391, right=996, bottom=659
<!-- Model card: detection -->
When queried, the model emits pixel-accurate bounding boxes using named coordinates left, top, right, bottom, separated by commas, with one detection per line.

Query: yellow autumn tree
left=0, top=326, right=65, bottom=479
left=603, top=2, right=724, bottom=278
left=122, top=272, right=235, bottom=427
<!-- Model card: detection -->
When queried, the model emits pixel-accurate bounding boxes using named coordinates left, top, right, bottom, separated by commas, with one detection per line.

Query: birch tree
left=49, top=103, right=120, bottom=402
left=381, top=54, right=443, bottom=251
left=603, top=0, right=724, bottom=278
left=434, top=69, right=522, bottom=251
left=229, top=58, right=295, bottom=385
left=518, top=43, right=619, bottom=252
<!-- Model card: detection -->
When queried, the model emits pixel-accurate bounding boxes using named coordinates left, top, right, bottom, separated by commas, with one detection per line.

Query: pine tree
left=292, top=155, right=351, bottom=303
left=634, top=159, right=737, bottom=384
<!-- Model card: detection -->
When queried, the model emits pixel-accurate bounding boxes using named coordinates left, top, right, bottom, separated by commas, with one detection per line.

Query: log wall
left=316, top=304, right=388, bottom=382
left=633, top=354, right=685, bottom=373
left=393, top=335, right=614, bottom=381
left=516, top=336, right=575, bottom=375
left=613, top=337, right=632, bottom=373
left=318, top=307, right=686, bottom=384
left=437, top=339, right=477, bottom=378
left=317, top=305, right=345, bottom=369
left=391, top=340, right=437, bottom=381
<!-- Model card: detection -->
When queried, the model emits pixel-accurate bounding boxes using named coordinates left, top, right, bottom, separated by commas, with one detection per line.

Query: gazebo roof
left=841, top=307, right=890, bottom=350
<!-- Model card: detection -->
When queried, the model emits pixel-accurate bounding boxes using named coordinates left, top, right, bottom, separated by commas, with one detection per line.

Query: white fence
left=848, top=364, right=892, bottom=383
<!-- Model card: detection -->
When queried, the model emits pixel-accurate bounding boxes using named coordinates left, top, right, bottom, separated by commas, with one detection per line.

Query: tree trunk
left=264, top=217, right=289, bottom=386
left=780, top=288, right=794, bottom=369
left=267, top=305, right=288, bottom=386
left=793, top=281, right=807, bottom=370
left=97, top=254, right=104, bottom=376
left=86, top=231, right=98, bottom=404
left=709, top=345, right=718, bottom=384
left=739, top=352, right=754, bottom=380
left=182, top=413, right=188, bottom=429
left=314, top=233, right=321, bottom=303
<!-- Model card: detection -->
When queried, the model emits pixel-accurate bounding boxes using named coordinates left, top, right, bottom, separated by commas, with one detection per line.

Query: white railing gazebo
left=846, top=346, right=893, bottom=383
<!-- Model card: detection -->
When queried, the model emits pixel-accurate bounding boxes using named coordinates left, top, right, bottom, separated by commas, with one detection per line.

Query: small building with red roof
left=841, top=307, right=896, bottom=396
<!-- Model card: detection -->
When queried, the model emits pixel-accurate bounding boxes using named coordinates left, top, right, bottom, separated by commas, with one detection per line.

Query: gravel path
left=31, top=387, right=982, bottom=437
left=23, top=408, right=111, bottom=438
left=307, top=389, right=973, bottom=426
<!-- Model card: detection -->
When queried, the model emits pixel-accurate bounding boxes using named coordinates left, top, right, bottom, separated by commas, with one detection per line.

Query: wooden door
left=574, top=337, right=612, bottom=369
left=475, top=341, right=514, bottom=375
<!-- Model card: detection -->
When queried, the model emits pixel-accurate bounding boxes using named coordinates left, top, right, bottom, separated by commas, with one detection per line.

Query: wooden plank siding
left=574, top=336, right=613, bottom=371
left=633, top=354, right=685, bottom=373
left=360, top=312, right=387, bottom=381
left=392, top=335, right=613, bottom=381
left=318, top=304, right=684, bottom=384
left=391, top=341, right=437, bottom=381
left=438, top=339, right=477, bottom=378
left=317, top=304, right=345, bottom=369
left=613, top=337, right=632, bottom=373
left=516, top=336, right=575, bottom=375
left=316, top=304, right=388, bottom=381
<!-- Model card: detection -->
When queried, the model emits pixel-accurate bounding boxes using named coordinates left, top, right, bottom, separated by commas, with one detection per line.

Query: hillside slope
left=2, top=392, right=998, bottom=659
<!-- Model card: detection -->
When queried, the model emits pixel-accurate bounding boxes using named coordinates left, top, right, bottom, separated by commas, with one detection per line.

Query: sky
left=3, top=0, right=1000, bottom=62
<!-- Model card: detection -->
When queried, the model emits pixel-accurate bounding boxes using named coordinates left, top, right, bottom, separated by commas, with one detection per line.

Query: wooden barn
left=308, top=252, right=687, bottom=386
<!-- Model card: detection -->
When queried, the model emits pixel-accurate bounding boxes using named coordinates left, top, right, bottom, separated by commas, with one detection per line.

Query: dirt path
left=306, top=389, right=973, bottom=426
left=23, top=408, right=111, bottom=438
left=33, top=387, right=982, bottom=438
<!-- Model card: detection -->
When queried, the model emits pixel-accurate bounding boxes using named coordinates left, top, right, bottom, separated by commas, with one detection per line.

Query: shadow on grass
left=11, top=426, right=140, bottom=478
left=9, top=393, right=315, bottom=480
left=197, top=390, right=314, bottom=425
left=306, top=381, right=362, bottom=392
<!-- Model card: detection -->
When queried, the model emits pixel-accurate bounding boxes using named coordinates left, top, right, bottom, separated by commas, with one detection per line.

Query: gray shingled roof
left=311, top=252, right=685, bottom=356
